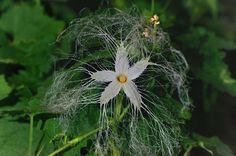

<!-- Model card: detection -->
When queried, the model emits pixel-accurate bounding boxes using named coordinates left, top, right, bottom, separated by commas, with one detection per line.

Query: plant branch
left=28, top=114, right=34, bottom=156
left=48, top=128, right=99, bottom=156
left=49, top=104, right=130, bottom=156
left=151, top=0, right=155, bottom=15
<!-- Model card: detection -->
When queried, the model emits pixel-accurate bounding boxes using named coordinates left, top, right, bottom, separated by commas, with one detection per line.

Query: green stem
left=28, top=114, right=34, bottom=156
left=115, top=94, right=123, bottom=120
left=151, top=0, right=155, bottom=15
left=183, top=145, right=192, bottom=156
left=49, top=103, right=130, bottom=156
left=118, top=104, right=130, bottom=122
left=111, top=94, right=124, bottom=156
left=48, top=128, right=99, bottom=156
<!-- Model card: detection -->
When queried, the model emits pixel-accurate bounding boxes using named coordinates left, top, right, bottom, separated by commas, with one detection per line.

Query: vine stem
left=48, top=103, right=130, bottom=156
left=151, top=0, right=155, bottom=15
left=48, top=128, right=99, bottom=156
left=111, top=94, right=124, bottom=156
left=28, top=114, right=34, bottom=156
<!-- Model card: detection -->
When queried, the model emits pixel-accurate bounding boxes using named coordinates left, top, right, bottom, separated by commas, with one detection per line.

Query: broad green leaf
left=0, top=77, right=52, bottom=116
left=37, top=119, right=61, bottom=156
left=0, top=3, right=65, bottom=114
left=0, top=75, right=12, bottom=100
left=0, top=3, right=65, bottom=76
left=0, top=4, right=64, bottom=44
left=13, top=79, right=51, bottom=114
left=0, top=118, right=43, bottom=156
left=43, top=118, right=62, bottom=140
left=67, top=105, right=100, bottom=135
left=63, top=139, right=88, bottom=156
left=0, top=45, right=23, bottom=64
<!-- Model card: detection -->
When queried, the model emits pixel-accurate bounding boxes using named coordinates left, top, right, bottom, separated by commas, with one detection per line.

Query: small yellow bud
left=150, top=14, right=160, bottom=26
left=142, top=28, right=150, bottom=37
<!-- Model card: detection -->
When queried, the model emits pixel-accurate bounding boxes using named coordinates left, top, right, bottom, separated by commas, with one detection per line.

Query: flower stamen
left=117, top=74, right=127, bottom=83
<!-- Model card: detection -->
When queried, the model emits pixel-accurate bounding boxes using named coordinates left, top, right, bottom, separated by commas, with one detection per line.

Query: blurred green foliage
left=0, top=0, right=235, bottom=155
left=183, top=133, right=234, bottom=156
left=0, top=74, right=12, bottom=100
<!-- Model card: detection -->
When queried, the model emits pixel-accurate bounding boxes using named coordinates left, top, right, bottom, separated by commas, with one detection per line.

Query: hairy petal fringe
left=45, top=9, right=190, bottom=156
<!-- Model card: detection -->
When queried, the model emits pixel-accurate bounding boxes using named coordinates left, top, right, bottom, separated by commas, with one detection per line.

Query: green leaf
left=0, top=4, right=64, bottom=44
left=180, top=27, right=236, bottom=95
left=68, top=105, right=100, bottom=135
left=43, top=119, right=62, bottom=140
left=37, top=119, right=61, bottom=155
left=0, top=45, right=24, bottom=64
left=13, top=80, right=51, bottom=114
left=183, top=133, right=234, bottom=156
left=0, top=3, right=64, bottom=76
left=206, top=0, right=218, bottom=17
left=0, top=78, right=51, bottom=116
left=0, top=118, right=43, bottom=156
left=0, top=3, right=66, bottom=118
left=196, top=135, right=234, bottom=156
left=0, top=75, right=12, bottom=100
left=199, top=32, right=236, bottom=95
left=63, top=139, right=88, bottom=156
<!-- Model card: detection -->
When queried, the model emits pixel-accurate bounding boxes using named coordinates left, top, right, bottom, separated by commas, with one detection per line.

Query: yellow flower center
left=117, top=74, right=127, bottom=83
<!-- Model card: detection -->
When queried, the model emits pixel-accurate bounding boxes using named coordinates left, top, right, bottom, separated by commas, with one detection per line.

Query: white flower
left=91, top=44, right=151, bottom=109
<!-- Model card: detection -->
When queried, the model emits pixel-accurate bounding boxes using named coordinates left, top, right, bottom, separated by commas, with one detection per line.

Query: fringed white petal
left=115, top=44, right=129, bottom=74
left=123, top=81, right=142, bottom=109
left=100, top=80, right=122, bottom=104
left=127, top=58, right=150, bottom=80
left=91, top=70, right=116, bottom=82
